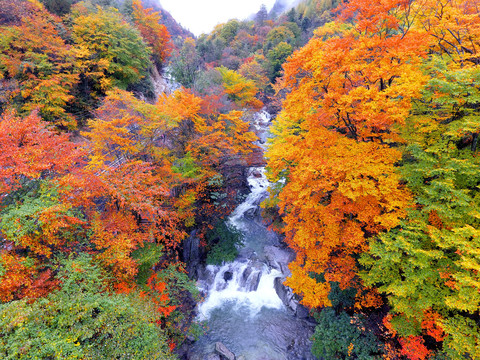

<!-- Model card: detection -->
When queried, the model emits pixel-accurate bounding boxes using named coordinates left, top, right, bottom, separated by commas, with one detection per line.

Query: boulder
left=274, top=277, right=297, bottom=314
left=245, top=271, right=261, bottom=292
left=215, top=342, right=236, bottom=360
left=223, top=271, right=233, bottom=282
left=206, top=354, right=221, bottom=360
left=296, top=304, right=310, bottom=319
left=243, top=207, right=258, bottom=220
left=196, top=266, right=216, bottom=291
left=251, top=169, right=263, bottom=178
left=264, top=245, right=295, bottom=275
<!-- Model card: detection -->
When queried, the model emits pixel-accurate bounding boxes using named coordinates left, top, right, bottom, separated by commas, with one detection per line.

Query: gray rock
left=223, top=271, right=233, bottom=282
left=251, top=169, right=262, bottom=178
left=264, top=245, right=295, bottom=275
left=243, top=207, right=259, bottom=220
left=206, top=354, right=221, bottom=360
left=296, top=304, right=310, bottom=319
left=196, top=266, right=216, bottom=291
left=274, top=277, right=297, bottom=313
left=183, top=231, right=202, bottom=278
left=245, top=271, right=261, bottom=292
left=215, top=342, right=236, bottom=360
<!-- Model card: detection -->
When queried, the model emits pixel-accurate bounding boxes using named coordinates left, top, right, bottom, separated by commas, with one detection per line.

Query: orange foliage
left=399, top=336, right=431, bottom=360
left=421, top=310, right=445, bottom=342
left=267, top=0, right=428, bottom=308
left=277, top=129, right=411, bottom=307
left=427, top=210, right=444, bottom=229
left=355, top=288, right=384, bottom=310
left=417, top=0, right=480, bottom=63
left=0, top=252, right=36, bottom=302
left=0, top=109, right=80, bottom=195
left=0, top=252, right=58, bottom=302
left=90, top=209, right=143, bottom=283
left=0, top=2, right=78, bottom=127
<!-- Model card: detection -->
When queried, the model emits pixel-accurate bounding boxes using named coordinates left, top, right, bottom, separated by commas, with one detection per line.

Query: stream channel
left=185, top=111, right=316, bottom=360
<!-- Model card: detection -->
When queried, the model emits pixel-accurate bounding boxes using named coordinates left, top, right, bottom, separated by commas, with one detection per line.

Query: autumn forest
left=0, top=0, right=479, bottom=358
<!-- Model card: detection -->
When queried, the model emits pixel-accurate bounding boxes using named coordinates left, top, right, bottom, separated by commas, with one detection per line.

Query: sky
left=159, top=0, right=285, bottom=36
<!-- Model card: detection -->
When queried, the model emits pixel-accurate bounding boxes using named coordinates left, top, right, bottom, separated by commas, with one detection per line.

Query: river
left=185, top=111, right=316, bottom=360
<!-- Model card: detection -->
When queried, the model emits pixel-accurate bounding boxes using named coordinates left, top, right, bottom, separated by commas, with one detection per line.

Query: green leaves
left=0, top=255, right=176, bottom=359
left=72, top=6, right=151, bottom=92
left=311, top=308, right=382, bottom=360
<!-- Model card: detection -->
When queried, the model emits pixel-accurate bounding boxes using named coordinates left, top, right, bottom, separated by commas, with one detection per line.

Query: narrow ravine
left=185, top=112, right=316, bottom=360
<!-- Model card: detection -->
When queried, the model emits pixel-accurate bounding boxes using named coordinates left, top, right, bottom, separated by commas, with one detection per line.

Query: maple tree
left=132, top=0, right=172, bottom=66
left=78, top=90, right=187, bottom=283
left=0, top=0, right=78, bottom=128
left=266, top=0, right=428, bottom=309
left=360, top=1, right=480, bottom=358
left=0, top=109, right=79, bottom=195
left=0, top=110, right=83, bottom=300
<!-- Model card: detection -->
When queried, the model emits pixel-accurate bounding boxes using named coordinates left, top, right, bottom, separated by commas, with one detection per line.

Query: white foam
left=197, top=262, right=284, bottom=320
left=229, top=167, right=269, bottom=226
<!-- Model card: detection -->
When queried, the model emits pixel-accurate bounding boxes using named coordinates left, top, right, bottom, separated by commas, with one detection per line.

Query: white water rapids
left=197, top=168, right=284, bottom=321
left=186, top=111, right=315, bottom=360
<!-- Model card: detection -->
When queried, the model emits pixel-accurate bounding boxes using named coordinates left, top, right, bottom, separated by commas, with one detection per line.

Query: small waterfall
left=197, top=262, right=284, bottom=321
left=187, top=110, right=315, bottom=360
left=197, top=167, right=284, bottom=321
left=229, top=167, right=269, bottom=227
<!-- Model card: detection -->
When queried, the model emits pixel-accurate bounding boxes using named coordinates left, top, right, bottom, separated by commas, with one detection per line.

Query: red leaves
left=399, top=336, right=431, bottom=360
left=421, top=311, right=446, bottom=342
left=0, top=253, right=58, bottom=301
left=0, top=110, right=81, bottom=195
left=132, top=0, right=172, bottom=64
left=146, top=273, right=176, bottom=318
left=339, top=0, right=410, bottom=35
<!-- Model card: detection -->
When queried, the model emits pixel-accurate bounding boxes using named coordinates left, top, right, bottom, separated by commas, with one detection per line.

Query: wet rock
left=238, top=265, right=262, bottom=292
left=239, top=266, right=252, bottom=288
left=296, top=304, right=310, bottom=319
left=215, top=342, right=236, bottom=360
left=183, top=231, right=202, bottom=279
left=196, top=266, right=216, bottom=291
left=206, top=354, right=221, bottom=360
left=274, top=277, right=297, bottom=313
left=251, top=169, right=262, bottom=178
left=223, top=271, right=233, bottom=282
left=264, top=245, right=295, bottom=275
left=246, top=271, right=261, bottom=292
left=243, top=207, right=259, bottom=220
